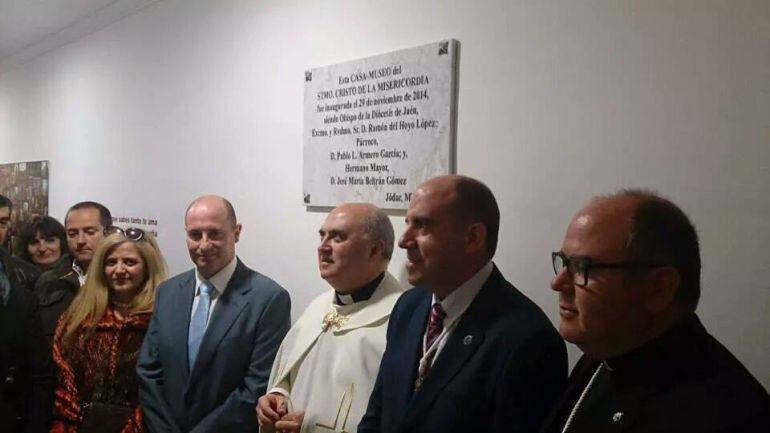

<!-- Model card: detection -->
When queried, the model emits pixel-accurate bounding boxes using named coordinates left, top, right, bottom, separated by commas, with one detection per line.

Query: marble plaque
left=303, top=40, right=458, bottom=209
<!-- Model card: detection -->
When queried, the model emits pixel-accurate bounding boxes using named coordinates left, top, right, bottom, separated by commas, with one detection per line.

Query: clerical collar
left=335, top=272, right=385, bottom=305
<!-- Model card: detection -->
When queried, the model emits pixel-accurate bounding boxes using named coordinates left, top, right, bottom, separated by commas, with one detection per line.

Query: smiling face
left=398, top=178, right=470, bottom=296
left=551, top=197, right=651, bottom=358
left=66, top=207, right=106, bottom=267
left=27, top=230, right=62, bottom=269
left=105, top=242, right=147, bottom=299
left=318, top=204, right=384, bottom=293
left=185, top=196, right=241, bottom=279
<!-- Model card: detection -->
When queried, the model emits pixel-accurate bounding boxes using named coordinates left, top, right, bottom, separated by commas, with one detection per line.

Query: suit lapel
left=391, top=292, right=431, bottom=419
left=188, top=261, right=251, bottom=383
left=169, top=271, right=196, bottom=376
left=398, top=270, right=506, bottom=432
left=400, top=308, right=485, bottom=430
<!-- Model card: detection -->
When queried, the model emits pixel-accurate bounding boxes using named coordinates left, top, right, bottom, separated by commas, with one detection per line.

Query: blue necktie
left=188, top=280, right=213, bottom=369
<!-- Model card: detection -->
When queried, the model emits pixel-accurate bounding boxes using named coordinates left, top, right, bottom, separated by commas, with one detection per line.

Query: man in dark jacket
left=541, top=190, right=770, bottom=433
left=34, top=201, right=111, bottom=344
left=0, top=194, right=54, bottom=433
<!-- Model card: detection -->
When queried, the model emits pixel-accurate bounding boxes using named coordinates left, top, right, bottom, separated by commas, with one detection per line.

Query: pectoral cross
left=321, top=311, right=349, bottom=332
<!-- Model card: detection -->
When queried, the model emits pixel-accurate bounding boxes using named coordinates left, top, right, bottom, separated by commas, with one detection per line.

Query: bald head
left=400, top=175, right=499, bottom=296
left=185, top=195, right=242, bottom=279
left=417, top=174, right=500, bottom=258
left=186, top=195, right=237, bottom=228
left=596, top=190, right=701, bottom=311
left=338, top=202, right=394, bottom=261
left=318, top=202, right=393, bottom=292
left=567, top=195, right=640, bottom=260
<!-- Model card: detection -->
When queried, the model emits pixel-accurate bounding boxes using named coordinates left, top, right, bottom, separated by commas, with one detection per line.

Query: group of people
left=0, top=174, right=768, bottom=433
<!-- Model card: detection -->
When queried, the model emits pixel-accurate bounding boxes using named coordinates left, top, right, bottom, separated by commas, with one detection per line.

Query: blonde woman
left=51, top=228, right=166, bottom=433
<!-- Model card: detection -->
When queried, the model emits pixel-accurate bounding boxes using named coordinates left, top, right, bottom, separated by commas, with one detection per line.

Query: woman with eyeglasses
left=15, top=216, right=69, bottom=271
left=50, top=229, right=166, bottom=433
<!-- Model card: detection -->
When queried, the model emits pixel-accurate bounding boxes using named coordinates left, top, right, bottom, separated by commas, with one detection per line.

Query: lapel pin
left=612, top=412, right=623, bottom=422
left=463, top=335, right=473, bottom=345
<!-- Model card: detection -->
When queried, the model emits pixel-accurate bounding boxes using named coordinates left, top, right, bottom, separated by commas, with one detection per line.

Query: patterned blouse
left=51, top=308, right=151, bottom=433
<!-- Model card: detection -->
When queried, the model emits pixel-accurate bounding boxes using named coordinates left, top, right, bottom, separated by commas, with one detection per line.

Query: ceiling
left=0, top=0, right=161, bottom=73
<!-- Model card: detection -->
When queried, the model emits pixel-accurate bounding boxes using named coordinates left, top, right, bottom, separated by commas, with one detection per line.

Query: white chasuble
left=266, top=272, right=403, bottom=433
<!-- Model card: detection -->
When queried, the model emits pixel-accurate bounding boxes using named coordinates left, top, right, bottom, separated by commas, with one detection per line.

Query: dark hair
left=619, top=189, right=701, bottom=312
left=66, top=201, right=112, bottom=229
left=452, top=176, right=500, bottom=258
left=15, top=216, right=68, bottom=264
left=0, top=194, right=12, bottom=211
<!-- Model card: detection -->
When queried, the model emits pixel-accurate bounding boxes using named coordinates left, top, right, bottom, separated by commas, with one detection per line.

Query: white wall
left=1, top=0, right=768, bottom=389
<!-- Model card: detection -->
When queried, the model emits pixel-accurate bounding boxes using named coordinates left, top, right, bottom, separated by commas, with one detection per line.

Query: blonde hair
left=60, top=232, right=167, bottom=348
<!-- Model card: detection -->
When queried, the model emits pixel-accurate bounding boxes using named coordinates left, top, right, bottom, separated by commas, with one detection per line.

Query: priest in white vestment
left=257, top=203, right=403, bottom=433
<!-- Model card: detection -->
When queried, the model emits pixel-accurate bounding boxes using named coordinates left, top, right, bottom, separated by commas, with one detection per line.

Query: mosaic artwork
left=0, top=160, right=50, bottom=246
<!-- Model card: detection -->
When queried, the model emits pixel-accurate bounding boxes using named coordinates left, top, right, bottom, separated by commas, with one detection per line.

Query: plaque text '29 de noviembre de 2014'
left=303, top=40, right=458, bottom=210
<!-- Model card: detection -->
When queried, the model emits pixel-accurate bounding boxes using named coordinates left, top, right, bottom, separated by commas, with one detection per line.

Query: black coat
left=0, top=250, right=54, bottom=433
left=539, top=314, right=770, bottom=433
left=33, top=254, right=79, bottom=345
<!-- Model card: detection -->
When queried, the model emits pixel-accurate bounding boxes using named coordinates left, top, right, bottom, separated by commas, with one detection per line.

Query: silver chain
left=561, top=363, right=604, bottom=433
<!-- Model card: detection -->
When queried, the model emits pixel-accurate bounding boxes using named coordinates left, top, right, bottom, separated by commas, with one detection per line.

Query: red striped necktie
left=415, top=302, right=446, bottom=390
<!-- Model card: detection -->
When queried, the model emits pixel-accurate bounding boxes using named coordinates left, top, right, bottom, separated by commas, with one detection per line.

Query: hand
left=256, top=393, right=289, bottom=433
left=275, top=411, right=305, bottom=433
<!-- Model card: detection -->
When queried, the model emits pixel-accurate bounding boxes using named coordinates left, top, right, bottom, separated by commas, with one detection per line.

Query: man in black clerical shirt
left=257, top=203, right=402, bottom=433
left=541, top=190, right=770, bottom=433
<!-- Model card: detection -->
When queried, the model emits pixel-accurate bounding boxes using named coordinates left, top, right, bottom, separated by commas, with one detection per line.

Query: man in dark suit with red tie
left=358, top=175, right=567, bottom=433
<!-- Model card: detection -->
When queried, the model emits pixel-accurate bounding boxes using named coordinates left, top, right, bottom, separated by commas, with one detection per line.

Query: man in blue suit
left=358, top=175, right=567, bottom=433
left=137, top=195, right=290, bottom=433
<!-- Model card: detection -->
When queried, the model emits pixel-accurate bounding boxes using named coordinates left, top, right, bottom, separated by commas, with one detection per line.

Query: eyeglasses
left=551, top=251, right=666, bottom=287
left=104, top=226, right=145, bottom=241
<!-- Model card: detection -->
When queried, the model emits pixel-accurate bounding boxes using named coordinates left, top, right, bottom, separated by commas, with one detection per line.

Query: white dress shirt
left=72, top=260, right=86, bottom=286
left=190, top=256, right=238, bottom=329
left=421, top=261, right=494, bottom=369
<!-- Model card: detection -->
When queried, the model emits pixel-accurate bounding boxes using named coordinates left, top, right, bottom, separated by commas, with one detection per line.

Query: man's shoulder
left=385, top=285, right=430, bottom=327
left=476, top=268, right=552, bottom=325
left=460, top=269, right=563, bottom=356
left=677, top=323, right=770, bottom=411
left=4, top=254, right=40, bottom=286
left=6, top=281, right=37, bottom=310
left=160, top=268, right=195, bottom=288
left=394, top=285, right=431, bottom=308
left=642, top=339, right=770, bottom=430
left=282, top=290, right=332, bottom=337
left=153, top=269, right=195, bottom=304
left=236, top=262, right=288, bottom=298
left=304, top=289, right=334, bottom=313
